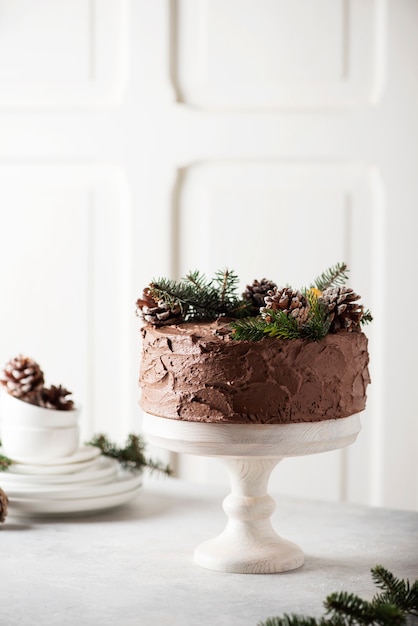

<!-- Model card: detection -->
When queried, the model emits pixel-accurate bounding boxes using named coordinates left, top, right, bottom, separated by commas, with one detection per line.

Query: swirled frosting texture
left=139, top=321, right=370, bottom=424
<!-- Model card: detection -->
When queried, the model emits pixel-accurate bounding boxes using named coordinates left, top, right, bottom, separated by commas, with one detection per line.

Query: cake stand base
left=143, top=413, right=361, bottom=574
left=194, top=456, right=304, bottom=573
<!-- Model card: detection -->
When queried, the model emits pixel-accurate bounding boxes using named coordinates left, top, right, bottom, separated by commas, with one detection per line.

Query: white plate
left=1, top=456, right=118, bottom=488
left=8, top=484, right=142, bottom=517
left=10, top=448, right=102, bottom=476
left=10, top=445, right=101, bottom=466
left=4, top=468, right=142, bottom=500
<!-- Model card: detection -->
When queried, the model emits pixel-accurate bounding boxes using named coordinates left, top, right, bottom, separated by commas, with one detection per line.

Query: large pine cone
left=35, top=385, right=75, bottom=411
left=0, top=487, right=8, bottom=523
left=136, top=288, right=185, bottom=326
left=320, top=286, right=363, bottom=332
left=242, top=278, right=278, bottom=310
left=262, top=287, right=310, bottom=326
left=0, top=355, right=44, bottom=399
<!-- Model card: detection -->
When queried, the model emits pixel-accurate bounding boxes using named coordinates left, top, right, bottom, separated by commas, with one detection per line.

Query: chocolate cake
left=136, top=264, right=371, bottom=425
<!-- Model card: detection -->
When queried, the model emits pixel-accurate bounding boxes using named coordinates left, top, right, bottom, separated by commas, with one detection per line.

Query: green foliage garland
left=138, top=262, right=372, bottom=342
left=258, top=565, right=418, bottom=626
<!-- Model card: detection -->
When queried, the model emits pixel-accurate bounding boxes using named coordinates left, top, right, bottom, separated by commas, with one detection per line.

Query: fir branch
left=87, top=433, right=172, bottom=475
left=361, top=309, right=373, bottom=326
left=302, top=291, right=331, bottom=341
left=0, top=452, right=12, bottom=472
left=258, top=617, right=327, bottom=626
left=325, top=591, right=405, bottom=625
left=230, top=310, right=302, bottom=341
left=230, top=317, right=270, bottom=341
left=213, top=268, right=240, bottom=309
left=258, top=566, right=418, bottom=626
left=372, top=565, right=418, bottom=615
left=312, top=263, right=349, bottom=292
left=263, top=309, right=301, bottom=340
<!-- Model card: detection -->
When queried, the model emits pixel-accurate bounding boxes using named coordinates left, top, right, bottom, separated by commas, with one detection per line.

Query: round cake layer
left=139, top=321, right=370, bottom=424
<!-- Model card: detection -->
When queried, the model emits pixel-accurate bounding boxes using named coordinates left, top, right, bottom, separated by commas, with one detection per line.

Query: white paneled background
left=0, top=0, right=417, bottom=511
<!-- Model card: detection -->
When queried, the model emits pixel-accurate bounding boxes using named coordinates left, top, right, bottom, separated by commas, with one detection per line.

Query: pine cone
left=262, top=287, right=310, bottom=326
left=0, top=355, right=44, bottom=399
left=242, top=279, right=278, bottom=309
left=136, top=288, right=185, bottom=326
left=320, top=286, right=363, bottom=332
left=0, top=487, right=8, bottom=523
left=35, top=385, right=75, bottom=411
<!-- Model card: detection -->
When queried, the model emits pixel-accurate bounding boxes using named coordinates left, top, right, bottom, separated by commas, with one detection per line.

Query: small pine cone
left=242, top=279, right=278, bottom=309
left=35, top=385, right=75, bottom=411
left=320, top=286, right=363, bottom=332
left=136, top=288, right=185, bottom=326
left=0, top=487, right=8, bottom=523
left=0, top=355, right=44, bottom=399
left=263, top=287, right=310, bottom=326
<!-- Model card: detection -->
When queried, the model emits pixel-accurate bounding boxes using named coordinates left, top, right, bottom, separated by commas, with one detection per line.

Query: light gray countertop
left=1, top=476, right=417, bottom=626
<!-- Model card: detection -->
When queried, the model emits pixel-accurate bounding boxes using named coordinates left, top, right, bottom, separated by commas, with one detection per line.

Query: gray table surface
left=1, top=476, right=417, bottom=626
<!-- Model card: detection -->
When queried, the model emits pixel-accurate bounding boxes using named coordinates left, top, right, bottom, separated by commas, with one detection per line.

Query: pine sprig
left=312, top=262, right=349, bottom=292
left=361, top=309, right=373, bottom=326
left=150, top=269, right=247, bottom=322
left=258, top=566, right=418, bottom=626
left=263, top=309, right=301, bottom=339
left=372, top=565, right=418, bottom=615
left=87, top=433, right=172, bottom=475
left=302, top=290, right=331, bottom=341
left=230, top=317, right=268, bottom=341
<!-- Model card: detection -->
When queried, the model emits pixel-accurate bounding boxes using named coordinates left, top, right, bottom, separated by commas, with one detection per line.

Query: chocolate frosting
left=139, top=320, right=370, bottom=424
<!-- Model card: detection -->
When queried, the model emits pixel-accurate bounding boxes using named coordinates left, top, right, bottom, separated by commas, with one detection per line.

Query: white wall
left=0, top=0, right=417, bottom=511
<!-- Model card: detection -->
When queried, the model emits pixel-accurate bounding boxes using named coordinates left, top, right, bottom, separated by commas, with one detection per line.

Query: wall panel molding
left=172, top=0, right=386, bottom=109
left=0, top=0, right=129, bottom=108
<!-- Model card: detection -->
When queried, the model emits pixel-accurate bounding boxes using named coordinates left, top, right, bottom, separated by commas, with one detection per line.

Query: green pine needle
left=87, top=433, right=172, bottom=475
left=312, top=262, right=349, bottom=292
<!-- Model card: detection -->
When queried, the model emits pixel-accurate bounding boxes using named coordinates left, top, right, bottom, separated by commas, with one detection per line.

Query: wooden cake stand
left=143, top=413, right=361, bottom=574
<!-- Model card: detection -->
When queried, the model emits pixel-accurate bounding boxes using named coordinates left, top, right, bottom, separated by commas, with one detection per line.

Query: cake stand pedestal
left=143, top=413, right=361, bottom=574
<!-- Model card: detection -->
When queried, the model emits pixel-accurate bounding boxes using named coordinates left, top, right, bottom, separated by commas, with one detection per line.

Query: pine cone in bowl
left=0, top=355, right=44, bottom=400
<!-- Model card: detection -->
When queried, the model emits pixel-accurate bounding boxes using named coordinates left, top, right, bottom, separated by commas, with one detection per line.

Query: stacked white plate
left=1, top=445, right=142, bottom=517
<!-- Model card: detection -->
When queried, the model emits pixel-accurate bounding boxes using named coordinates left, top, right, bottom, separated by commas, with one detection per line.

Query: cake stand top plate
left=143, top=413, right=361, bottom=458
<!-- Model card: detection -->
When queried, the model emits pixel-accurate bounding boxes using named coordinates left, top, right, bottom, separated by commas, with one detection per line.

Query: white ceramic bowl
left=0, top=391, right=80, bottom=461
left=1, top=424, right=80, bottom=461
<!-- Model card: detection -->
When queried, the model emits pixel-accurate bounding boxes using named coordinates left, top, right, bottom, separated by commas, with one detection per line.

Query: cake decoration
left=135, top=262, right=372, bottom=341
left=136, top=263, right=372, bottom=425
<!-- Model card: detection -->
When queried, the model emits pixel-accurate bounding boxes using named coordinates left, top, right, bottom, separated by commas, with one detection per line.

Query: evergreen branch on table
left=324, top=591, right=405, bottom=625
left=0, top=452, right=12, bottom=472
left=312, top=262, right=349, bottom=292
left=87, top=433, right=172, bottom=475
left=257, top=566, right=418, bottom=626
left=258, top=617, right=329, bottom=626
left=371, top=565, right=418, bottom=615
